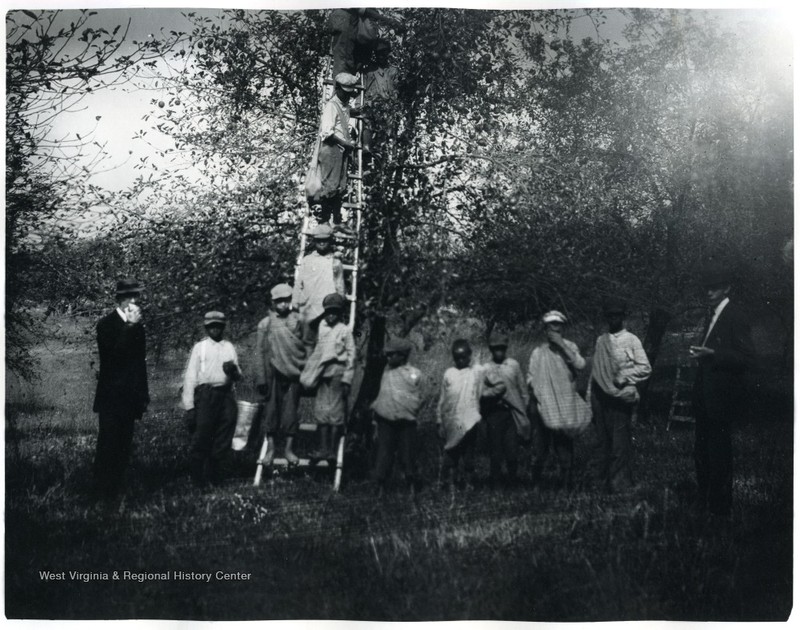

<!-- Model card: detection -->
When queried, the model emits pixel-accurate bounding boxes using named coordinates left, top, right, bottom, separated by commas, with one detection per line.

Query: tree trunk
left=639, top=307, right=672, bottom=422
left=351, top=313, right=387, bottom=437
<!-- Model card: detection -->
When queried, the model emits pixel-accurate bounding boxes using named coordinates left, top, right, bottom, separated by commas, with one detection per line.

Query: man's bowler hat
left=115, top=278, right=143, bottom=297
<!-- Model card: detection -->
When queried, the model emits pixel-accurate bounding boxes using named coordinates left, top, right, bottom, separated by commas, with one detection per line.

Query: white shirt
left=116, top=307, right=128, bottom=322
left=182, top=338, right=239, bottom=410
left=703, top=297, right=730, bottom=345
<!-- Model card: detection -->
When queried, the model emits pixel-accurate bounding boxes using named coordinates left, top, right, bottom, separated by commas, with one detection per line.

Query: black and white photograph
left=4, top=0, right=794, bottom=622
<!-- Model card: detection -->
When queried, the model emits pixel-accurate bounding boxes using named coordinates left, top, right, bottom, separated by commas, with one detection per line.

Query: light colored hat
left=204, top=311, right=226, bottom=325
left=270, top=283, right=293, bottom=300
left=542, top=310, right=567, bottom=324
left=335, top=72, right=358, bottom=92
left=311, top=224, right=333, bottom=240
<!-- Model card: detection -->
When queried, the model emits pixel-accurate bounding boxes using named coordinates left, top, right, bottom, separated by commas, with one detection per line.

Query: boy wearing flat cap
left=294, top=224, right=346, bottom=350
left=182, top=311, right=242, bottom=485
left=527, top=311, right=591, bottom=490
left=300, top=293, right=356, bottom=460
left=308, top=72, right=359, bottom=225
left=370, top=337, right=423, bottom=494
left=481, top=333, right=530, bottom=487
left=254, top=283, right=307, bottom=466
left=588, top=298, right=651, bottom=493
left=690, top=263, right=754, bottom=517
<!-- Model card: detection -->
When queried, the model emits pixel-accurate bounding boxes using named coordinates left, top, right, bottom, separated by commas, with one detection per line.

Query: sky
left=4, top=2, right=796, bottom=194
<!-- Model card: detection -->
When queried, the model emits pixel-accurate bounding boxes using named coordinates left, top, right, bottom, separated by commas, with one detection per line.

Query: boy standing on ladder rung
left=300, top=293, right=356, bottom=461
left=293, top=224, right=345, bottom=350
left=307, top=72, right=359, bottom=225
left=253, top=283, right=306, bottom=466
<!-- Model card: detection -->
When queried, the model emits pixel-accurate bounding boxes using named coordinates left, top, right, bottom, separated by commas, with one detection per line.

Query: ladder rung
left=323, top=79, right=365, bottom=90
left=346, top=294, right=356, bottom=302
left=298, top=423, right=317, bottom=432
left=669, top=415, right=695, bottom=423
left=347, top=173, right=363, bottom=180
left=272, top=458, right=332, bottom=468
left=342, top=264, right=357, bottom=271
left=342, top=202, right=363, bottom=209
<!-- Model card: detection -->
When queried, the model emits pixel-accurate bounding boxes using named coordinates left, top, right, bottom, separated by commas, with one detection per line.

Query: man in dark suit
left=92, top=278, right=150, bottom=500
left=689, top=265, right=755, bottom=517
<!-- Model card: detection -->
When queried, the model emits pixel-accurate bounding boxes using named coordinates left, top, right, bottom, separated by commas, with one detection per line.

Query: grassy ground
left=4, top=317, right=793, bottom=620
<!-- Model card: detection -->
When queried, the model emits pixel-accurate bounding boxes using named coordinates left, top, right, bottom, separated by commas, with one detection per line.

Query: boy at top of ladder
left=293, top=224, right=345, bottom=350
left=310, top=72, right=359, bottom=226
left=253, top=283, right=307, bottom=466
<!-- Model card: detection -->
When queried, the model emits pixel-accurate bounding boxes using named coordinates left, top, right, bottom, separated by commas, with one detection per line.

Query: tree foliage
left=5, top=9, right=180, bottom=376
left=9, top=8, right=792, bottom=384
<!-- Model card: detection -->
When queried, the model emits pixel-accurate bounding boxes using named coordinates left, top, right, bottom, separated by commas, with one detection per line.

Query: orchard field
left=5, top=6, right=794, bottom=621
left=5, top=315, right=792, bottom=620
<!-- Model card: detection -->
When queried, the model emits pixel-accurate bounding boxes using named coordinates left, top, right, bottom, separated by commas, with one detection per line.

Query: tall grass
left=4, top=314, right=792, bottom=620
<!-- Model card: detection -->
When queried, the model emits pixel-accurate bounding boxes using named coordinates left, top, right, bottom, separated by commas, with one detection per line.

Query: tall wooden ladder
left=254, top=55, right=366, bottom=491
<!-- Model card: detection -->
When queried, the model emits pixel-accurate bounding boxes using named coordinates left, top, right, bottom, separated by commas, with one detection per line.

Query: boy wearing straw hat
left=182, top=311, right=242, bottom=486
left=527, top=310, right=591, bottom=490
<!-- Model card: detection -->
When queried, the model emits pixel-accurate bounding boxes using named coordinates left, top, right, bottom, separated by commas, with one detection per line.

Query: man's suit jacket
left=93, top=310, right=150, bottom=416
left=693, top=301, right=755, bottom=420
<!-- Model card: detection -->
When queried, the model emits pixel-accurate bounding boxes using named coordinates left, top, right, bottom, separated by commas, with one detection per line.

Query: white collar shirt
left=703, top=297, right=730, bottom=345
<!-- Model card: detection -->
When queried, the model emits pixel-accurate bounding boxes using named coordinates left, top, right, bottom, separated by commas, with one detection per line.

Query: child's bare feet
left=263, top=443, right=275, bottom=466
left=284, top=449, right=300, bottom=465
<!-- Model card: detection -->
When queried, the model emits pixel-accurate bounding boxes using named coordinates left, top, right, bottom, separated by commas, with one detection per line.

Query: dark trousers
left=301, top=313, right=323, bottom=350
left=693, top=396, right=733, bottom=516
left=484, top=405, right=518, bottom=482
left=93, top=410, right=137, bottom=497
left=530, top=407, right=574, bottom=480
left=443, top=423, right=479, bottom=477
left=190, top=384, right=237, bottom=482
left=318, top=197, right=343, bottom=225
left=265, top=371, right=301, bottom=437
left=372, top=417, right=417, bottom=485
left=589, top=383, right=635, bottom=491
left=330, top=26, right=375, bottom=76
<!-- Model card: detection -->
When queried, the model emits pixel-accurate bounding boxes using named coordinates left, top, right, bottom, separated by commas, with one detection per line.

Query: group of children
left=182, top=221, right=357, bottom=486
left=373, top=299, right=652, bottom=493
left=182, top=228, right=652, bottom=493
